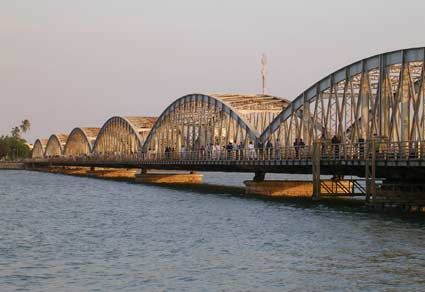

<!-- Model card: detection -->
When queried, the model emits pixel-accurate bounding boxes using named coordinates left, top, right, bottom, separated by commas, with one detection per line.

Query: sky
left=1, top=0, right=425, bottom=143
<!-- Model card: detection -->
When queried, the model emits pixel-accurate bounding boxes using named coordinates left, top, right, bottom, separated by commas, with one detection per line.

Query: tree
left=0, top=136, right=10, bottom=159
left=0, top=118, right=32, bottom=161
left=11, top=127, right=20, bottom=139
left=0, top=135, right=30, bottom=161
left=20, top=119, right=31, bottom=134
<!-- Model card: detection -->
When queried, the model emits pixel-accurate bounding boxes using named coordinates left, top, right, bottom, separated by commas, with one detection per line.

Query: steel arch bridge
left=63, top=127, right=100, bottom=156
left=260, top=47, right=425, bottom=148
left=142, top=93, right=289, bottom=153
left=92, top=116, right=157, bottom=155
left=44, top=134, right=68, bottom=157
left=29, top=47, right=425, bottom=178
left=26, top=47, right=425, bottom=206
left=31, top=139, right=48, bottom=158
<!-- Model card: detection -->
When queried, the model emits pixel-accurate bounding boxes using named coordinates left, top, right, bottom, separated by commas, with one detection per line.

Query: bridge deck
left=27, top=157, right=425, bottom=178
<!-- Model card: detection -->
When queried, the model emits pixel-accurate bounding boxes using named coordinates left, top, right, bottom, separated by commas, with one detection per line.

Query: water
left=0, top=170, right=424, bottom=292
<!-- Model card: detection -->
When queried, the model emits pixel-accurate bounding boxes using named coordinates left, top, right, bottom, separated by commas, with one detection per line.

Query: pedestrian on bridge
left=200, top=145, right=206, bottom=160
left=213, top=143, right=221, bottom=160
left=248, top=141, right=255, bottom=160
left=299, top=138, right=305, bottom=159
left=294, top=138, right=300, bottom=159
left=237, top=141, right=244, bottom=160
left=266, top=140, right=273, bottom=160
left=181, top=145, right=187, bottom=160
left=207, top=143, right=212, bottom=160
left=275, top=139, right=281, bottom=160
left=226, top=142, right=234, bottom=160
left=331, top=135, right=341, bottom=159
left=257, top=141, right=264, bottom=160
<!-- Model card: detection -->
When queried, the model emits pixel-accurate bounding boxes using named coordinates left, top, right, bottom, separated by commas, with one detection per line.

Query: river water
left=0, top=170, right=424, bottom=291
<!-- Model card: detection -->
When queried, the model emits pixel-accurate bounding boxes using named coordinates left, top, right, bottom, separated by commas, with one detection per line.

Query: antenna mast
left=261, top=53, right=268, bottom=95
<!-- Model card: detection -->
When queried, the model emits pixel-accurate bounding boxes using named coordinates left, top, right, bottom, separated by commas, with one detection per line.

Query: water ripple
left=0, top=170, right=424, bottom=291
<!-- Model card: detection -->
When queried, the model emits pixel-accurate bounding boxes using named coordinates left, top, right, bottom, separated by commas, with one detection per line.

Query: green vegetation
left=0, top=119, right=32, bottom=161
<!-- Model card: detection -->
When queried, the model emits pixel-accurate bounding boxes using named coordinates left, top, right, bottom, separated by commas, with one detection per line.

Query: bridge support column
left=365, top=139, right=376, bottom=203
left=312, top=141, right=321, bottom=201
left=372, top=179, right=425, bottom=212
left=253, top=171, right=265, bottom=182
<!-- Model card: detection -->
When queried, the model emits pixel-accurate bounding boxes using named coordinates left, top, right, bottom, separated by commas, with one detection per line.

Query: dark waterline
left=0, top=170, right=424, bottom=291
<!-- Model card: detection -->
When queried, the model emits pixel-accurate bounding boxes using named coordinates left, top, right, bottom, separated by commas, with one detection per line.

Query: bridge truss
left=261, top=48, right=425, bottom=148
left=92, top=116, right=156, bottom=155
left=44, top=134, right=68, bottom=157
left=63, top=127, right=100, bottom=156
left=142, top=94, right=288, bottom=153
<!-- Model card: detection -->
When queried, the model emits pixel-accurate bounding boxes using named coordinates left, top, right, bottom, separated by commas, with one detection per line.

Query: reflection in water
left=0, top=170, right=424, bottom=291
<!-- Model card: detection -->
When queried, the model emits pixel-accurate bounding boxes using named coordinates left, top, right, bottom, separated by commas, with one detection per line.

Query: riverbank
left=0, top=162, right=25, bottom=170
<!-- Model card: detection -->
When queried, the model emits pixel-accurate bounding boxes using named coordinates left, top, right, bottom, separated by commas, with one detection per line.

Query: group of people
left=196, top=142, right=246, bottom=160
left=164, top=146, right=175, bottom=159
left=157, top=139, right=287, bottom=161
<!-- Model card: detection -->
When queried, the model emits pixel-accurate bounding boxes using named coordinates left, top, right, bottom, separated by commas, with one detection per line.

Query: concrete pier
left=244, top=180, right=354, bottom=198
left=369, top=181, right=425, bottom=211
left=135, top=172, right=203, bottom=184
left=244, top=180, right=313, bottom=197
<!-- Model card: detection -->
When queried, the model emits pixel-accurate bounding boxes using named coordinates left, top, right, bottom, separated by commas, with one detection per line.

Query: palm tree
left=20, top=119, right=31, bottom=134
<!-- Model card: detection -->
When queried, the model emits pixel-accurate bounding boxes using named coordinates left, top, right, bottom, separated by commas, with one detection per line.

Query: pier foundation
left=369, top=181, right=425, bottom=211
left=244, top=179, right=356, bottom=198
left=135, top=171, right=203, bottom=184
left=244, top=180, right=313, bottom=197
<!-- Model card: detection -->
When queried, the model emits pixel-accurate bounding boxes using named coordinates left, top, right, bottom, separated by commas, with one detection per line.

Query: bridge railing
left=29, top=141, right=425, bottom=164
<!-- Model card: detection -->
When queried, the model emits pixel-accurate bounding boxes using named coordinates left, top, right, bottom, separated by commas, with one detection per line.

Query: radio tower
left=261, top=53, right=268, bottom=95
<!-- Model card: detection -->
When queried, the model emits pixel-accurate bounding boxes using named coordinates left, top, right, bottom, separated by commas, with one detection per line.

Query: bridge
left=27, top=47, right=425, bottom=209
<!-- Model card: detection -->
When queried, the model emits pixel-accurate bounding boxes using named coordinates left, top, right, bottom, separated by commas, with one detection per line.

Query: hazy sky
left=2, top=0, right=425, bottom=143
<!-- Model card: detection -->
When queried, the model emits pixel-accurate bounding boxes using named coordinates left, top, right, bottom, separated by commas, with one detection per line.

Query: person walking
left=294, top=138, right=300, bottom=159
left=331, top=135, right=340, bottom=159
left=299, top=138, right=305, bottom=159
left=275, top=139, right=281, bottom=160
left=226, top=142, right=234, bottom=160
left=266, top=140, right=273, bottom=160
left=257, top=141, right=264, bottom=160
left=248, top=141, right=255, bottom=160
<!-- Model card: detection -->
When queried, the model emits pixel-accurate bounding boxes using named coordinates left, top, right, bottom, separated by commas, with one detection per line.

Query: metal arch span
left=63, top=127, right=100, bottom=156
left=142, top=93, right=289, bottom=152
left=44, top=134, right=68, bottom=157
left=260, top=47, right=425, bottom=146
left=31, top=138, right=48, bottom=158
left=92, top=116, right=157, bottom=155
